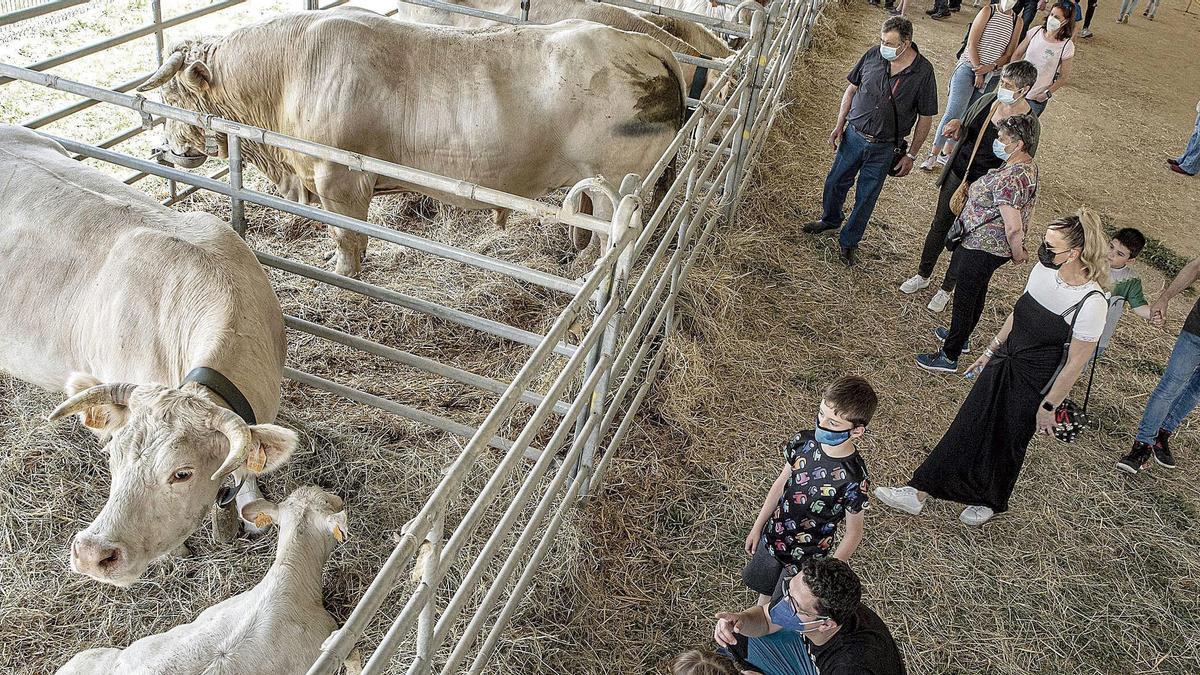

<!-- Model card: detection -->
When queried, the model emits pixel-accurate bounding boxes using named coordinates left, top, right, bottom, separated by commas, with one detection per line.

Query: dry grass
left=3, top=1, right=1200, bottom=674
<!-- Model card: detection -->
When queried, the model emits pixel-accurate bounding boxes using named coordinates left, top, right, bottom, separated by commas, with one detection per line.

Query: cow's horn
left=210, top=407, right=252, bottom=480
left=47, top=383, right=137, bottom=422
left=137, top=51, right=186, bottom=91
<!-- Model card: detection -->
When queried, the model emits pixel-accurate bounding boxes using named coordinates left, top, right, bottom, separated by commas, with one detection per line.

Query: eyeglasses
left=781, top=572, right=831, bottom=623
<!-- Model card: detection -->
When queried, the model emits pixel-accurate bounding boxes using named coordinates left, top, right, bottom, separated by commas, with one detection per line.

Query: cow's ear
left=243, top=424, right=298, bottom=475
left=241, top=499, right=279, bottom=529
left=181, top=61, right=212, bottom=92
left=65, top=372, right=130, bottom=435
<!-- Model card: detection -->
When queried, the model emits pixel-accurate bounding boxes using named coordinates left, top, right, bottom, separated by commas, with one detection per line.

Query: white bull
left=138, top=8, right=687, bottom=277
left=0, top=124, right=298, bottom=586
left=56, top=486, right=354, bottom=675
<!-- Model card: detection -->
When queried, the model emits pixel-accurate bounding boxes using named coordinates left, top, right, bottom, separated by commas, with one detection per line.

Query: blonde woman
left=876, top=209, right=1110, bottom=526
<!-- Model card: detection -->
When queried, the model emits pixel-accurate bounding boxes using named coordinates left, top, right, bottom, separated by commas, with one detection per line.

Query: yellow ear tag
left=332, top=525, right=345, bottom=543
left=247, top=446, right=267, bottom=473
left=253, top=512, right=273, bottom=529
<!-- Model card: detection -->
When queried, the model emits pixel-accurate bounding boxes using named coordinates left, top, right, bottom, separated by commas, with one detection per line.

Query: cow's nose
left=71, top=534, right=126, bottom=577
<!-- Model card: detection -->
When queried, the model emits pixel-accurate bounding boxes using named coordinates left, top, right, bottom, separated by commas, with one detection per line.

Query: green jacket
left=936, top=91, right=1042, bottom=189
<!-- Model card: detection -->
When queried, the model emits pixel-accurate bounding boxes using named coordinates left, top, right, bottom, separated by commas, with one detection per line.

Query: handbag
left=885, top=75, right=910, bottom=177
left=949, top=99, right=1003, bottom=216
left=1040, top=290, right=1106, bottom=443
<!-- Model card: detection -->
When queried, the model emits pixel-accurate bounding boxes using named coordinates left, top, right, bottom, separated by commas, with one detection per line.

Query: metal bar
left=261, top=253, right=576, bottom=358
left=22, top=74, right=147, bottom=129
left=34, top=131, right=584, bottom=295
left=675, top=52, right=729, bottom=71
left=413, top=513, right=443, bottom=675
left=0, top=65, right=613, bottom=238
left=69, top=119, right=161, bottom=161
left=0, top=0, right=246, bottom=86
left=0, top=0, right=88, bottom=28
left=399, top=0, right=522, bottom=23
left=284, top=367, right=541, bottom=461
left=284, top=315, right=571, bottom=415
left=160, top=166, right=229, bottom=203
left=228, top=135, right=245, bottom=236
left=319, top=0, right=350, bottom=7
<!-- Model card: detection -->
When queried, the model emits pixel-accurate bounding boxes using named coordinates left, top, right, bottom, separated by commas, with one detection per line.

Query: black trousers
left=1083, top=0, right=1098, bottom=28
left=944, top=246, right=1009, bottom=361
left=917, top=169, right=964, bottom=292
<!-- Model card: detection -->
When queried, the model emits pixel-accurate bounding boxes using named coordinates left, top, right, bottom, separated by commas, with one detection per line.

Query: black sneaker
left=925, top=7, right=939, bottom=13
left=1154, top=429, right=1177, bottom=468
left=930, top=10, right=951, bottom=18
left=802, top=219, right=840, bottom=235
left=1117, top=441, right=1153, bottom=475
left=839, top=245, right=857, bottom=267
left=915, top=350, right=958, bottom=374
left=933, top=326, right=970, bottom=353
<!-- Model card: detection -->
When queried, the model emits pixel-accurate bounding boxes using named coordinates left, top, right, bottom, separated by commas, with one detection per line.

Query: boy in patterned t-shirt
left=741, top=376, right=877, bottom=605
left=1097, top=228, right=1154, bottom=357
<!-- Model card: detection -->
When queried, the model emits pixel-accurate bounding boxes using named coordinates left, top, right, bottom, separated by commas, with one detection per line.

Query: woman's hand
left=1011, top=246, right=1028, bottom=265
left=745, top=529, right=760, bottom=556
left=965, top=353, right=991, bottom=379
left=974, top=73, right=986, bottom=89
left=1036, top=405, right=1056, bottom=435
left=944, top=119, right=963, bottom=141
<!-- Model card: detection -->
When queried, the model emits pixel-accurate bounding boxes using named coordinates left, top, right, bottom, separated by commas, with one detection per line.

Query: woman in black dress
left=876, top=209, right=1110, bottom=525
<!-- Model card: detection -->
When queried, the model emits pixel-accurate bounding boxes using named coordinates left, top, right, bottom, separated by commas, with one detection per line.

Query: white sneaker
left=900, top=275, right=931, bottom=294
left=927, top=289, right=952, bottom=312
left=1079, top=27, right=1094, bottom=37
left=959, top=505, right=995, bottom=526
left=918, top=155, right=939, bottom=172
left=936, top=153, right=949, bottom=166
left=874, top=486, right=925, bottom=515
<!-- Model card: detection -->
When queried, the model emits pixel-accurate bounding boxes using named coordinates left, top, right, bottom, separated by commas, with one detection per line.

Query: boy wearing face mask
left=741, top=376, right=877, bottom=606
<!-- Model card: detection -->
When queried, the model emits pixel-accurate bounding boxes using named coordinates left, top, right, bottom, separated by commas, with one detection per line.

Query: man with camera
left=802, top=16, right=937, bottom=267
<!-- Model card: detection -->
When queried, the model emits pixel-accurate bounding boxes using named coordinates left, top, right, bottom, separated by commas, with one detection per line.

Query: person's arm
left=965, top=312, right=1016, bottom=376
left=1150, top=258, right=1200, bottom=323
left=1124, top=278, right=1152, bottom=322
left=1133, top=305, right=1154, bottom=321
left=1000, top=204, right=1028, bottom=264
left=894, top=114, right=933, bottom=177
left=999, top=17, right=1025, bottom=65
left=833, top=510, right=864, bottom=561
left=1037, top=337, right=1099, bottom=433
left=829, top=84, right=858, bottom=149
left=1046, top=55, right=1073, bottom=94
left=746, top=464, right=791, bottom=555
left=966, top=7, right=991, bottom=71
left=1011, top=31, right=1033, bottom=61
left=715, top=605, right=775, bottom=647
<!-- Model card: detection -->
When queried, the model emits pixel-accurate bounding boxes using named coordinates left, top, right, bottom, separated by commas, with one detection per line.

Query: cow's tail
left=653, top=55, right=685, bottom=208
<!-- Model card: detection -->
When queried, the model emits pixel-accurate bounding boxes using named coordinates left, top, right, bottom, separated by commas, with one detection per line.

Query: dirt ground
left=522, top=4, right=1200, bottom=675
left=1, top=0, right=1199, bottom=674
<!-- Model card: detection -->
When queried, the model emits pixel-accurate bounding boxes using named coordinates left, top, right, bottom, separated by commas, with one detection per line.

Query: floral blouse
left=962, top=161, right=1039, bottom=258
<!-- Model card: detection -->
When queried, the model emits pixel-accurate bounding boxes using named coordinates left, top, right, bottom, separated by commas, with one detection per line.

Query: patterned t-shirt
left=962, top=161, right=1039, bottom=258
left=764, top=430, right=870, bottom=566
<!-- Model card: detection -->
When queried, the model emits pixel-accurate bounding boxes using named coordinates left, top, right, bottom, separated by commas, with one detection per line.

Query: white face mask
left=999, top=0, right=1016, bottom=11
left=997, top=87, right=1019, bottom=104
left=1046, top=16, right=1063, bottom=31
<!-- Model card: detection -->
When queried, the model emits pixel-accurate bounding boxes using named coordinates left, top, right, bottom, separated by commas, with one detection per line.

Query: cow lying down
left=56, top=486, right=356, bottom=675
left=140, top=8, right=686, bottom=277
left=0, top=124, right=297, bottom=586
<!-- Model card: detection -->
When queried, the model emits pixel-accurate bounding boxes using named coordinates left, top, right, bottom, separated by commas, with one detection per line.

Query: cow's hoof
left=333, top=256, right=362, bottom=278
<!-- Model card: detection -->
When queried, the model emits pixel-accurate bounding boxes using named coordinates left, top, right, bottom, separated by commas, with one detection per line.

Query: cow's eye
left=169, top=469, right=194, bottom=484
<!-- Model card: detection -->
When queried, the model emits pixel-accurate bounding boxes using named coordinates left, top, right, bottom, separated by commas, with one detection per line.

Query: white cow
left=0, top=124, right=298, bottom=586
left=56, top=486, right=354, bottom=675
left=139, top=9, right=686, bottom=276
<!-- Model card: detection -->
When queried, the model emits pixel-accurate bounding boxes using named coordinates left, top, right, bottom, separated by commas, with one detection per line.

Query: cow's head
left=49, top=378, right=298, bottom=586
left=240, top=485, right=348, bottom=554
left=137, top=41, right=221, bottom=170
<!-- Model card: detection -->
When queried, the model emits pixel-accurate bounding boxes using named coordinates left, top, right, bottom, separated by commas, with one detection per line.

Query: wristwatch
left=905, top=152, right=917, bottom=160
left=1041, top=401, right=1055, bottom=412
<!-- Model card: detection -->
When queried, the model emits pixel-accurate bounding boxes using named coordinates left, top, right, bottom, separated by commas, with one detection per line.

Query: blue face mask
left=769, top=596, right=827, bottom=633
left=879, top=43, right=900, bottom=61
left=993, top=138, right=1012, bottom=161
left=815, top=417, right=854, bottom=447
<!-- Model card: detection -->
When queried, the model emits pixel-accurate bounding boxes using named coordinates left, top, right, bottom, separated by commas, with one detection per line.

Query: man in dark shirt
left=714, top=557, right=906, bottom=675
left=1120, top=257, right=1200, bottom=473
left=802, top=17, right=938, bottom=267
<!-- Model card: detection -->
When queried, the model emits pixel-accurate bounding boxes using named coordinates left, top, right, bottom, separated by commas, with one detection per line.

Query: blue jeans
left=1175, top=110, right=1200, bottom=175
left=1028, top=97, right=1048, bottom=117
left=933, top=62, right=978, bottom=151
left=821, top=125, right=894, bottom=249
left=1136, top=331, right=1200, bottom=444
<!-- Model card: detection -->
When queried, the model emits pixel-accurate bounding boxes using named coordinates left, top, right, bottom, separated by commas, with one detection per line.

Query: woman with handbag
left=900, top=61, right=1040, bottom=313
left=875, top=209, right=1110, bottom=526
left=1011, top=2, right=1076, bottom=116
left=914, top=114, right=1039, bottom=374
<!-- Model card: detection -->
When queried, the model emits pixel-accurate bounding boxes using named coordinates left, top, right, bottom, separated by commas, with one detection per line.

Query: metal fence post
left=228, top=134, right=245, bottom=237
left=573, top=190, right=640, bottom=503
left=723, top=6, right=767, bottom=221
left=411, top=513, right=444, bottom=675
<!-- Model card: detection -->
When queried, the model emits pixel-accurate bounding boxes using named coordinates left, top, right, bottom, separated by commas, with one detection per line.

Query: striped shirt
left=960, top=7, right=1016, bottom=66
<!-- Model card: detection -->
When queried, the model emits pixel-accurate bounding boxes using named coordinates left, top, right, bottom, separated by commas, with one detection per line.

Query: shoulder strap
left=961, top=99, right=1003, bottom=178
left=1040, top=289, right=1106, bottom=398
left=886, top=74, right=904, bottom=147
